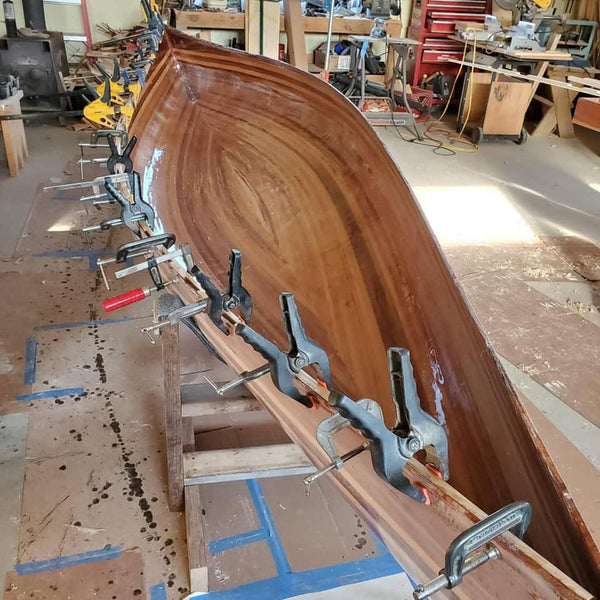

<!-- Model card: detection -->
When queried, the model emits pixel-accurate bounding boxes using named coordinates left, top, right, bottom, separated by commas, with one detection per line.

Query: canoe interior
left=129, top=28, right=599, bottom=594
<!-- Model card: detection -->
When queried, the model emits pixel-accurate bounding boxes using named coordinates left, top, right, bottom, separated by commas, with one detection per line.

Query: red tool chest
left=407, top=0, right=489, bottom=90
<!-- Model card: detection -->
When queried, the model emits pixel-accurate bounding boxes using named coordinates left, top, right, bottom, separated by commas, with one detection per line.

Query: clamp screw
left=293, top=356, right=306, bottom=369
left=407, top=437, right=421, bottom=452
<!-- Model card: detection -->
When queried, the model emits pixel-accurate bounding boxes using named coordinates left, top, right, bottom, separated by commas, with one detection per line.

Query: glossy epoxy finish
left=130, top=29, right=599, bottom=593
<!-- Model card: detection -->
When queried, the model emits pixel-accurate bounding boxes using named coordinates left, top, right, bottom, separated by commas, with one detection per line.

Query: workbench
left=175, top=9, right=404, bottom=36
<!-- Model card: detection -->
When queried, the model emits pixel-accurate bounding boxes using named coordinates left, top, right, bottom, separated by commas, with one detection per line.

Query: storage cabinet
left=407, top=0, right=489, bottom=89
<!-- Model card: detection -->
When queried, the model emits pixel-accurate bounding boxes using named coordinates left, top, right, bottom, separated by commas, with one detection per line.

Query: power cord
left=390, top=34, right=480, bottom=154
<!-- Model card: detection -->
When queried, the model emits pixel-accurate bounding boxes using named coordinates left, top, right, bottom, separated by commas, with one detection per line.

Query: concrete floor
left=0, top=119, right=598, bottom=599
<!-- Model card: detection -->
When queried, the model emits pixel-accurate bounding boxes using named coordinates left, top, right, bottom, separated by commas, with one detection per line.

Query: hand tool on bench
left=414, top=502, right=531, bottom=598
left=96, top=233, right=176, bottom=290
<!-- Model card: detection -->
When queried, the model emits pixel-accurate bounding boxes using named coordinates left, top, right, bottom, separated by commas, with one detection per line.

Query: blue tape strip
left=246, top=480, right=291, bottom=576
left=189, top=552, right=404, bottom=600
left=209, top=528, right=267, bottom=555
left=16, top=387, right=85, bottom=403
left=35, top=317, right=136, bottom=331
left=36, top=250, right=116, bottom=273
left=15, top=546, right=122, bottom=576
left=150, top=582, right=167, bottom=600
left=24, top=337, right=37, bottom=385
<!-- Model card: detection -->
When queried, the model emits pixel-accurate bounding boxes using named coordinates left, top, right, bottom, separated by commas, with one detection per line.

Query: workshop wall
left=0, top=0, right=143, bottom=41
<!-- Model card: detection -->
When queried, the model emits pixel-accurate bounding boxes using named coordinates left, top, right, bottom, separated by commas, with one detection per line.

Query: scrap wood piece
left=573, top=96, right=600, bottom=132
left=283, top=0, right=308, bottom=70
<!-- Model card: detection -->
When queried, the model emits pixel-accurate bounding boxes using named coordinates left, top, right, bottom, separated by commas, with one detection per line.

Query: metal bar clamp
left=414, top=502, right=532, bottom=599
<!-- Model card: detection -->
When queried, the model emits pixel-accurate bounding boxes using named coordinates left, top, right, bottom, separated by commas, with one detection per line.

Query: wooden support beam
left=182, top=397, right=262, bottom=418
left=245, top=0, right=280, bottom=58
left=184, top=486, right=209, bottom=593
left=175, top=10, right=402, bottom=36
left=184, top=443, right=314, bottom=485
left=283, top=0, right=308, bottom=70
left=162, top=322, right=184, bottom=512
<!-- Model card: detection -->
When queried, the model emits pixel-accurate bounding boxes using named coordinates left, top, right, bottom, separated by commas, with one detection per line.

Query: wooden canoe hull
left=129, top=29, right=599, bottom=596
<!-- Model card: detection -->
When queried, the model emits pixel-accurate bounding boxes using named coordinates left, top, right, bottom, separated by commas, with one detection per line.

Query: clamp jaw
left=104, top=171, right=155, bottom=232
left=182, top=245, right=253, bottom=334
left=326, top=348, right=448, bottom=503
left=235, top=293, right=332, bottom=408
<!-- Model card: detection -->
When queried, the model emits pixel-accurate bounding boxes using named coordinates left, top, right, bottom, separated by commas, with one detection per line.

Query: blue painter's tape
left=35, top=317, right=136, bottom=332
left=24, top=338, right=37, bottom=385
left=16, top=387, right=85, bottom=403
left=209, top=528, right=267, bottom=555
left=188, top=552, right=404, bottom=600
left=35, top=249, right=116, bottom=273
left=246, top=479, right=291, bottom=576
left=150, top=582, right=167, bottom=600
left=15, top=546, right=122, bottom=576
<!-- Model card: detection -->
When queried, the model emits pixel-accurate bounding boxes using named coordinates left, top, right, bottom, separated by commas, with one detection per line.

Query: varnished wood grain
left=129, top=29, right=599, bottom=595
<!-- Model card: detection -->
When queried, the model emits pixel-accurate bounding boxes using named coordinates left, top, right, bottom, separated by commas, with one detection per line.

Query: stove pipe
left=22, top=0, right=46, bottom=31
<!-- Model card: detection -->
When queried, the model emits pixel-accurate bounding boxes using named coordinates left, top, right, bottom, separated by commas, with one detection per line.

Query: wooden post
left=245, top=0, right=280, bottom=59
left=0, top=91, right=28, bottom=177
left=162, top=322, right=184, bottom=512
left=283, top=0, right=308, bottom=70
left=184, top=486, right=209, bottom=593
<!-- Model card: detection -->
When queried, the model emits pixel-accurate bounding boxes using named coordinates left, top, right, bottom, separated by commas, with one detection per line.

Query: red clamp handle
left=103, top=288, right=148, bottom=312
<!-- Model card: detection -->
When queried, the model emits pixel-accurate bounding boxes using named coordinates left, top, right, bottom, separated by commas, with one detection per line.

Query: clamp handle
left=115, top=233, right=176, bottom=263
left=112, top=58, right=121, bottom=83
left=83, top=78, right=100, bottom=102
left=182, top=246, right=253, bottom=333
left=281, top=293, right=331, bottom=385
left=130, top=171, right=156, bottom=229
left=101, top=74, right=112, bottom=105
left=106, top=135, right=136, bottom=174
left=389, top=348, right=449, bottom=480
left=122, top=69, right=131, bottom=94
left=103, top=288, right=148, bottom=311
left=445, top=501, right=531, bottom=587
left=234, top=293, right=331, bottom=408
left=223, top=249, right=253, bottom=324
left=235, top=322, right=313, bottom=407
